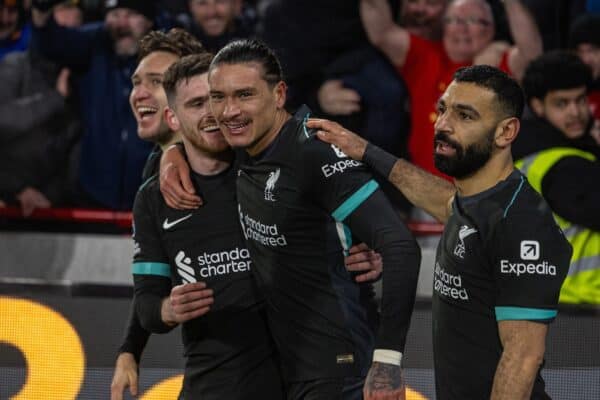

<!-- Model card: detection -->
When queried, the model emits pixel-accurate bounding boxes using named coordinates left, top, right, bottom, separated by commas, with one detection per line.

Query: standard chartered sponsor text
left=198, top=247, right=252, bottom=278
left=242, top=213, right=287, bottom=247
left=434, top=263, right=469, bottom=300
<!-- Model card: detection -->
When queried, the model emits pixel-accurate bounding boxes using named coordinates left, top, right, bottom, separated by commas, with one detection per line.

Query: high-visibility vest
left=515, top=147, right=600, bottom=304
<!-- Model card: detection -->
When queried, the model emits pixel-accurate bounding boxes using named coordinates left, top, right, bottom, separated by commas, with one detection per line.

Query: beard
left=433, top=129, right=495, bottom=179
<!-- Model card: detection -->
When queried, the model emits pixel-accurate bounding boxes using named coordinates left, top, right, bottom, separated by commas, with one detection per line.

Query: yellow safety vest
left=516, top=147, right=600, bottom=304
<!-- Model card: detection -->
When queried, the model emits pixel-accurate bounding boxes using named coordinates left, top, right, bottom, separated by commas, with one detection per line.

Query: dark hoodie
left=513, top=116, right=600, bottom=231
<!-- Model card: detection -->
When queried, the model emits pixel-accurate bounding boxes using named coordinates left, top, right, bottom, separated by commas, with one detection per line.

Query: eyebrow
left=184, top=95, right=209, bottom=106
left=453, top=103, right=481, bottom=118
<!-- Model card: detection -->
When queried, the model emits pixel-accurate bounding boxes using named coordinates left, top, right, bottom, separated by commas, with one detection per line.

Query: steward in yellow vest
left=515, top=51, right=600, bottom=303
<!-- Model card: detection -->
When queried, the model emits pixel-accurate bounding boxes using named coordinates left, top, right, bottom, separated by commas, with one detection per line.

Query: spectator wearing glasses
left=360, top=0, right=542, bottom=181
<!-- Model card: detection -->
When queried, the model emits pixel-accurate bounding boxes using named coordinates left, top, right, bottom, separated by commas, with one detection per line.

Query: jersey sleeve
left=117, top=302, right=150, bottom=363
left=301, top=135, right=421, bottom=353
left=300, top=136, right=379, bottom=218
left=490, top=209, right=572, bottom=323
left=131, top=184, right=174, bottom=333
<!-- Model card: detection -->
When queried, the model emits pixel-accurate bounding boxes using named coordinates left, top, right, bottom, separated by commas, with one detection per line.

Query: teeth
left=137, top=106, right=158, bottom=115
left=203, top=125, right=220, bottom=132
left=226, top=121, right=248, bottom=129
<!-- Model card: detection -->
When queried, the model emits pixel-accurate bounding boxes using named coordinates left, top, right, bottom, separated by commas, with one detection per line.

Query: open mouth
left=136, top=106, right=159, bottom=120
left=223, top=120, right=250, bottom=134
left=435, top=139, right=458, bottom=156
left=202, top=124, right=221, bottom=133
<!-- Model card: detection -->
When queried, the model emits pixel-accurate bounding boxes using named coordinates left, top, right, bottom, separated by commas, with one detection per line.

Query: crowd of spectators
left=0, top=0, right=598, bottom=219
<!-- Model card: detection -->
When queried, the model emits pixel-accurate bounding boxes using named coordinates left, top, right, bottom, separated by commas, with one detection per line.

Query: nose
left=433, top=110, right=450, bottom=133
left=131, top=83, right=151, bottom=104
left=222, top=97, right=240, bottom=119
left=566, top=101, right=580, bottom=118
left=204, top=0, right=218, bottom=17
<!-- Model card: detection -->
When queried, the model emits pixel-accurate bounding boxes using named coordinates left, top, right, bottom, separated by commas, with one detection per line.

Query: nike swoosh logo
left=163, top=214, right=192, bottom=230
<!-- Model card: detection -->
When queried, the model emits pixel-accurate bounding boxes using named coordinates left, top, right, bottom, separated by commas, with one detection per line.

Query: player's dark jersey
left=432, top=170, right=571, bottom=400
left=132, top=161, right=282, bottom=399
left=236, top=106, right=382, bottom=382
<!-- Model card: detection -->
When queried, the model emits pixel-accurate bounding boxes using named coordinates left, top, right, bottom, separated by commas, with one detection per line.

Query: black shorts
left=286, top=377, right=365, bottom=400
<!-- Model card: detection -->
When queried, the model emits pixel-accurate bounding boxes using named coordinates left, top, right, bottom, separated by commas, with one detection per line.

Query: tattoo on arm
left=365, top=362, right=404, bottom=394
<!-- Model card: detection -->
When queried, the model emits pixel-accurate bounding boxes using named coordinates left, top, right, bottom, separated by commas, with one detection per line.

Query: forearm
left=360, top=0, right=396, bottom=48
left=133, top=275, right=176, bottom=334
left=118, top=301, right=151, bottom=363
left=504, top=0, right=542, bottom=62
left=364, top=144, right=455, bottom=223
left=491, top=350, right=543, bottom=400
left=347, top=190, right=421, bottom=352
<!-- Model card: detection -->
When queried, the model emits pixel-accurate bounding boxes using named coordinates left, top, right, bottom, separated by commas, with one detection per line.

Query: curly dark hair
left=138, top=28, right=205, bottom=62
left=522, top=50, right=592, bottom=104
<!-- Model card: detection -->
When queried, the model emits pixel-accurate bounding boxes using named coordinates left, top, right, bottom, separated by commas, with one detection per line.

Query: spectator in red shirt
left=360, top=0, right=542, bottom=179
left=400, top=0, right=448, bottom=41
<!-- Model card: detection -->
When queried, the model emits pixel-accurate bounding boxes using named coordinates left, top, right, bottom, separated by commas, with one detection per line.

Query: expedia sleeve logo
left=500, top=240, right=556, bottom=276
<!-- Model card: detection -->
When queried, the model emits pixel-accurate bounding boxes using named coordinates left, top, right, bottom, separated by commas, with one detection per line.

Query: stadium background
left=0, top=219, right=598, bottom=399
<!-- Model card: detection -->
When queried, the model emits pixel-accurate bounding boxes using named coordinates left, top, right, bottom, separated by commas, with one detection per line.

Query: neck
left=454, top=149, right=514, bottom=197
left=247, top=109, right=291, bottom=156
left=158, top=131, right=181, bottom=151
left=183, top=141, right=233, bottom=176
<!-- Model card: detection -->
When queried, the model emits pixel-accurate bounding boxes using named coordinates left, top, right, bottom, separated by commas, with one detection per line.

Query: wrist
left=363, top=143, right=398, bottom=178
left=373, top=349, right=403, bottom=367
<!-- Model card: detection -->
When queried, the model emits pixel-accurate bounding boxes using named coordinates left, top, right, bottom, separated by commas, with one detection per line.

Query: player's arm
left=307, top=118, right=455, bottom=223
left=503, top=0, right=543, bottom=81
left=301, top=135, right=421, bottom=400
left=345, top=191, right=420, bottom=400
left=159, top=143, right=202, bottom=210
left=490, top=321, right=547, bottom=400
left=32, top=3, right=97, bottom=70
left=360, top=0, right=411, bottom=67
left=111, top=302, right=149, bottom=399
left=130, top=182, right=178, bottom=333
left=489, top=202, right=572, bottom=399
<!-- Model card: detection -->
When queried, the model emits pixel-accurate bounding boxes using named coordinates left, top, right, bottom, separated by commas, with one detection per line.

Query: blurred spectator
left=0, top=1, right=82, bottom=216
left=569, top=13, right=600, bottom=145
left=31, top=0, right=158, bottom=210
left=400, top=0, right=448, bottom=40
left=514, top=51, right=600, bottom=304
left=261, top=0, right=409, bottom=154
left=186, top=0, right=255, bottom=53
left=0, top=0, right=30, bottom=60
left=361, top=0, right=542, bottom=179
left=260, top=0, right=411, bottom=212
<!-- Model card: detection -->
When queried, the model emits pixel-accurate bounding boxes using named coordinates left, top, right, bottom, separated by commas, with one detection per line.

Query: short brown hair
left=163, top=53, right=214, bottom=106
left=138, top=28, right=205, bottom=62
